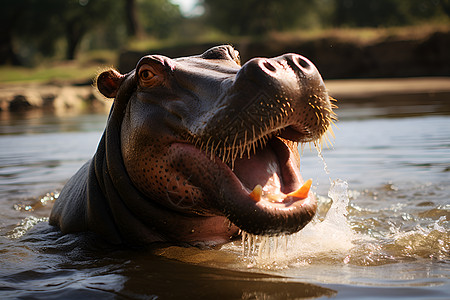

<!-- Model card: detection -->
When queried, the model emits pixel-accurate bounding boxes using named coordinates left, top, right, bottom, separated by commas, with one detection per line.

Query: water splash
left=239, top=178, right=450, bottom=268
left=284, top=179, right=356, bottom=261
left=236, top=178, right=356, bottom=268
left=316, top=148, right=330, bottom=175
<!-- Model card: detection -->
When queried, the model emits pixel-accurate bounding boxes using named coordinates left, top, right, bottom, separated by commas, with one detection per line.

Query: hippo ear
left=96, top=69, right=125, bottom=98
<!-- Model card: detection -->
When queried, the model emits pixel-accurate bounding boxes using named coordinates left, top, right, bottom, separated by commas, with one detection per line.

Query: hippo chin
left=49, top=45, right=336, bottom=246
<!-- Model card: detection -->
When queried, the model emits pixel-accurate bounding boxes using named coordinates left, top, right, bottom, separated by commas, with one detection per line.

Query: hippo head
left=95, top=45, right=336, bottom=245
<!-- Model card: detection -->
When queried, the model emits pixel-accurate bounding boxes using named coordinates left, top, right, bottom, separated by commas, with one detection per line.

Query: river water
left=0, top=96, right=449, bottom=299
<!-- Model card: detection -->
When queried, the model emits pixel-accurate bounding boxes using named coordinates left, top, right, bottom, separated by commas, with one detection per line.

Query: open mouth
left=212, top=128, right=317, bottom=236
left=175, top=90, right=335, bottom=236
left=175, top=125, right=319, bottom=237
left=232, top=135, right=312, bottom=206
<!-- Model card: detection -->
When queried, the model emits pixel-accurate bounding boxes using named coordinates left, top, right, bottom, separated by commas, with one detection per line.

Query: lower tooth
left=249, top=185, right=262, bottom=202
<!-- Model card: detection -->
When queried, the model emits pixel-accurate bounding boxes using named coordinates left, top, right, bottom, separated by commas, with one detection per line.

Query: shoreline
left=0, top=82, right=111, bottom=115
left=326, top=77, right=450, bottom=101
left=1, top=77, right=449, bottom=116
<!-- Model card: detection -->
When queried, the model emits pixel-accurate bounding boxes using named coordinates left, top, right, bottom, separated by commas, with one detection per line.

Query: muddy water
left=0, top=100, right=449, bottom=299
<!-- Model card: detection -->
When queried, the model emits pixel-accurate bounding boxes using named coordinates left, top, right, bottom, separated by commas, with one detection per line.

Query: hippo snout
left=201, top=52, right=332, bottom=150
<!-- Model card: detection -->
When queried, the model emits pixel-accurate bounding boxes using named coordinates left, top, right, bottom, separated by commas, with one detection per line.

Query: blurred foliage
left=0, top=0, right=181, bottom=65
left=138, top=0, right=183, bottom=38
left=200, top=0, right=325, bottom=35
left=0, top=0, right=449, bottom=67
left=202, top=0, right=449, bottom=35
left=333, top=0, right=450, bottom=27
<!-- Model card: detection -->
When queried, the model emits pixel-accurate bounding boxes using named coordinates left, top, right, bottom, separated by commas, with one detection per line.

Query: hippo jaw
left=172, top=136, right=317, bottom=237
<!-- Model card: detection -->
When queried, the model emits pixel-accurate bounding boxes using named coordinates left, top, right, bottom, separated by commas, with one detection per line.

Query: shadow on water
left=1, top=222, right=336, bottom=299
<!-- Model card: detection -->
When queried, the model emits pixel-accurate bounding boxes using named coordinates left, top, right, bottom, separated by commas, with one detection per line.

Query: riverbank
left=0, top=82, right=111, bottom=115
left=119, top=27, right=450, bottom=78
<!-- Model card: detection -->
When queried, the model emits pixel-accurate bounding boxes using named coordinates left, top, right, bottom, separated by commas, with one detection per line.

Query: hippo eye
left=139, top=69, right=154, bottom=81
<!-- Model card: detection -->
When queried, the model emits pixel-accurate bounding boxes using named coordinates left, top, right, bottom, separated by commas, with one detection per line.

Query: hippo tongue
left=231, top=136, right=303, bottom=198
left=232, top=143, right=283, bottom=195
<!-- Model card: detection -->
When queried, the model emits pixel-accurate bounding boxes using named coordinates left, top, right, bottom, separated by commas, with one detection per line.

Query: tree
left=0, top=2, right=24, bottom=65
left=0, top=0, right=122, bottom=64
left=61, top=0, right=124, bottom=59
left=125, top=0, right=144, bottom=37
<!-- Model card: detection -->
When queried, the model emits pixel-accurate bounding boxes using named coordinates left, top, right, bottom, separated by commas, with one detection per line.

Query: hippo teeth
left=249, top=184, right=263, bottom=202
left=249, top=179, right=312, bottom=203
left=286, top=178, right=312, bottom=199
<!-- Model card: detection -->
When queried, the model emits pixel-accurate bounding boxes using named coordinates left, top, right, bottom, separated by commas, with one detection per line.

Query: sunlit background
left=1, top=0, right=449, bottom=72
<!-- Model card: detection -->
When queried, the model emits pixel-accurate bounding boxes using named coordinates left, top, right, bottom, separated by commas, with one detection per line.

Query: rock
left=9, top=95, right=33, bottom=112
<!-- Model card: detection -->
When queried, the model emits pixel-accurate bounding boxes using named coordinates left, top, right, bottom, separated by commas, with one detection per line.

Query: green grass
left=0, top=50, right=117, bottom=84
left=0, top=64, right=100, bottom=84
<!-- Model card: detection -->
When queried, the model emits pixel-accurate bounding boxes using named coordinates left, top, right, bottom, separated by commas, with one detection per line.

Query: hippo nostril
left=296, top=56, right=311, bottom=69
left=284, top=54, right=314, bottom=74
left=295, top=56, right=310, bottom=69
left=262, top=61, right=277, bottom=72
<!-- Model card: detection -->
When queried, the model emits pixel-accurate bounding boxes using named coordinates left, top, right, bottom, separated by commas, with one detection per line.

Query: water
left=0, top=99, right=449, bottom=299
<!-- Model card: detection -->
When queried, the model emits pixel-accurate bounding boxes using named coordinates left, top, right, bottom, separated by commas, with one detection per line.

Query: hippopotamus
left=49, top=45, right=336, bottom=247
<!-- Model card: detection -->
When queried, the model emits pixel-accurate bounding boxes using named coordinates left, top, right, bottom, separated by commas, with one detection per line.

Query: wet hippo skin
left=49, top=45, right=336, bottom=247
